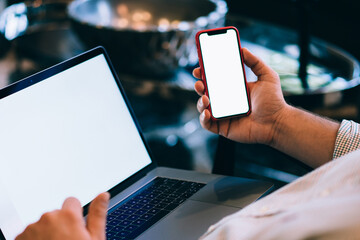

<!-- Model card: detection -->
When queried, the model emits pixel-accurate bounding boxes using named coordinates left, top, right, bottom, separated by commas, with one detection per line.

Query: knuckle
left=272, top=71, right=280, bottom=79
left=40, top=211, right=56, bottom=223
left=23, top=223, right=35, bottom=232
left=91, top=206, right=106, bottom=218
left=17, top=223, right=37, bottom=238
left=61, top=209, right=79, bottom=221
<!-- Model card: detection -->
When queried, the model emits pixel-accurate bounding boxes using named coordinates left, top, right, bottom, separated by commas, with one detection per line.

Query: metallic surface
left=68, top=0, right=227, bottom=77
left=108, top=167, right=273, bottom=240
left=0, top=0, right=83, bottom=66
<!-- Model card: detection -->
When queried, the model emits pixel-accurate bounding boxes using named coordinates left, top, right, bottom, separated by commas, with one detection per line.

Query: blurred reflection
left=0, top=3, right=28, bottom=40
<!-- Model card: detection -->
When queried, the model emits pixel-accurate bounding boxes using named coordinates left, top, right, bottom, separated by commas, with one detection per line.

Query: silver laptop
left=0, top=47, right=272, bottom=240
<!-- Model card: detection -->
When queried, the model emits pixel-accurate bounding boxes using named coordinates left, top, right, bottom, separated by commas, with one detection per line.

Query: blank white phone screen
left=199, top=28, right=249, bottom=119
left=0, top=54, right=152, bottom=240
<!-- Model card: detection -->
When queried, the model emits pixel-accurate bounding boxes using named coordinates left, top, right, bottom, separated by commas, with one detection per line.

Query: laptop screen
left=0, top=49, right=152, bottom=239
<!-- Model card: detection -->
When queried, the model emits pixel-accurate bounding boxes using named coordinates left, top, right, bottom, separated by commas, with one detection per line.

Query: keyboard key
left=144, top=210, right=169, bottom=227
left=155, top=202, right=168, bottom=209
left=149, top=199, right=161, bottom=205
left=143, top=204, right=155, bottom=210
left=135, top=209, right=147, bottom=215
left=107, top=237, right=122, bottom=240
left=134, top=195, right=146, bottom=200
left=106, top=177, right=205, bottom=240
left=106, top=231, right=117, bottom=238
left=117, top=214, right=130, bottom=220
left=125, top=225, right=138, bottom=232
left=118, top=205, right=131, bottom=211
left=139, top=213, right=154, bottom=220
left=116, top=230, right=131, bottom=237
left=140, top=199, right=150, bottom=204
left=148, top=208, right=161, bottom=215
left=118, top=220, right=132, bottom=227
left=132, top=204, right=144, bottom=209
left=146, top=193, right=158, bottom=199
left=127, top=215, right=140, bottom=221
left=112, top=209, right=124, bottom=215
left=111, top=226, right=124, bottom=232
left=133, top=219, right=146, bottom=226
left=107, top=219, right=122, bottom=227
left=124, top=209, right=136, bottom=215
left=161, top=198, right=174, bottom=203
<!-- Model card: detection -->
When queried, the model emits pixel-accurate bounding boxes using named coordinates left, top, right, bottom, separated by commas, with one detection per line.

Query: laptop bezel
left=0, top=46, right=157, bottom=239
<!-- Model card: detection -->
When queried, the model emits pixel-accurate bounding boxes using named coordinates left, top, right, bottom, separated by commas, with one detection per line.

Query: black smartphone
left=196, top=26, right=251, bottom=120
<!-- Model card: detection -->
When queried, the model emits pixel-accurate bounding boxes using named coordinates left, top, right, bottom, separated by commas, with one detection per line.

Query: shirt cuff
left=333, top=120, right=360, bottom=159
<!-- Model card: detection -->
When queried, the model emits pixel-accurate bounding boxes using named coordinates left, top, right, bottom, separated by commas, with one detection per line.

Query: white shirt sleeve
left=200, top=147, right=360, bottom=239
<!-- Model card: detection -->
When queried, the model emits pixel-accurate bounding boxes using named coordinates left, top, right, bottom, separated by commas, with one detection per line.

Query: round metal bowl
left=227, top=16, right=360, bottom=110
left=0, top=0, right=83, bottom=67
left=68, top=0, right=227, bottom=78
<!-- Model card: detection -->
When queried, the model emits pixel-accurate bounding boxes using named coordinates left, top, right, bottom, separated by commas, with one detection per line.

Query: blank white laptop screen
left=0, top=53, right=152, bottom=239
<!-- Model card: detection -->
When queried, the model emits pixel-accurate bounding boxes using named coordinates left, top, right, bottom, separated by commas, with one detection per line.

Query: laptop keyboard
left=106, top=177, right=206, bottom=240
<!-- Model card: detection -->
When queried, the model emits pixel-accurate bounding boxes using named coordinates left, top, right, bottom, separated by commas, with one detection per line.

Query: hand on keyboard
left=15, top=192, right=110, bottom=240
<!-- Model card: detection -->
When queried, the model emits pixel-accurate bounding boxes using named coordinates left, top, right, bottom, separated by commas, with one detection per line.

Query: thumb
left=242, top=48, right=277, bottom=79
left=86, top=192, right=110, bottom=240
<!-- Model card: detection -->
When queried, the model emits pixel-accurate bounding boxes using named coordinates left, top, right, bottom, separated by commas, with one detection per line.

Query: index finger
left=192, top=67, right=201, bottom=79
left=194, top=80, right=205, bottom=96
left=87, top=192, right=110, bottom=239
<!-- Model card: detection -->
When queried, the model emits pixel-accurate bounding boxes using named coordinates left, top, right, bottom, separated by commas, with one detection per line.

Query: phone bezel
left=195, top=26, right=251, bottom=120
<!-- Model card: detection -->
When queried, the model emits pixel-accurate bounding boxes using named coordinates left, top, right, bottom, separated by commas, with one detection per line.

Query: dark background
left=226, top=0, right=360, bottom=60
left=4, top=1, right=359, bottom=58
left=2, top=0, right=359, bottom=190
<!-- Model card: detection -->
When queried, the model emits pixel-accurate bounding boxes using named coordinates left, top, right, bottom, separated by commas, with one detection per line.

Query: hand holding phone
left=195, top=26, right=251, bottom=120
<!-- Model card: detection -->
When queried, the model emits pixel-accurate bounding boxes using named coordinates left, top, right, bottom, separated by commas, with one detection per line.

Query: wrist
left=268, top=104, right=295, bottom=149
left=267, top=104, right=340, bottom=167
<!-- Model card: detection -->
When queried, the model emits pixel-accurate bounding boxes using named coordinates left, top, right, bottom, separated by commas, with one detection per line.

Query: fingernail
left=104, top=192, right=110, bottom=201
left=200, top=111, right=205, bottom=121
left=199, top=98, right=203, bottom=108
left=100, top=192, right=110, bottom=205
left=104, top=192, right=110, bottom=200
